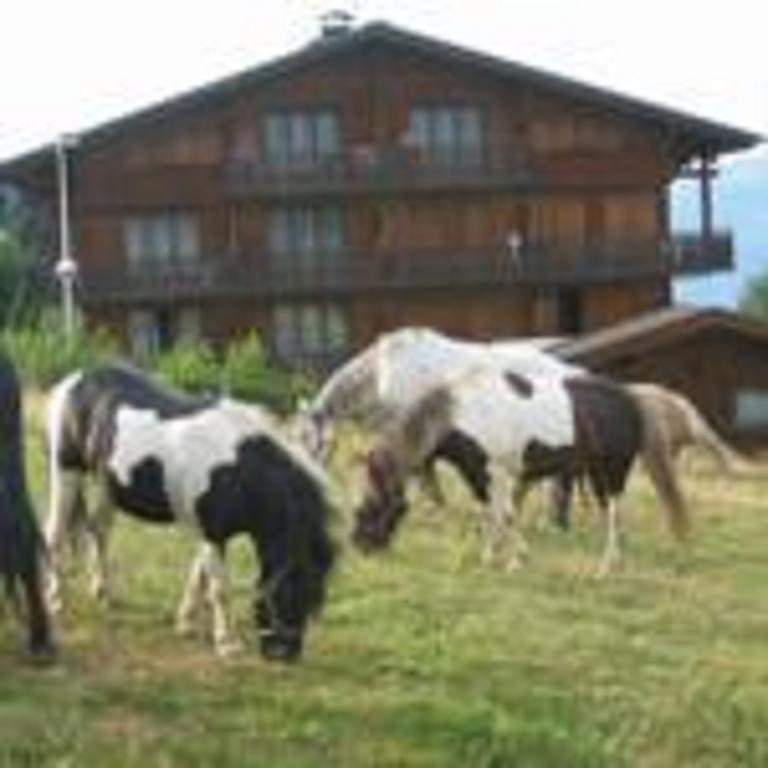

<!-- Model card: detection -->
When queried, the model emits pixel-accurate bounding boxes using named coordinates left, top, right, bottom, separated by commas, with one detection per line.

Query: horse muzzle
left=259, top=629, right=303, bottom=663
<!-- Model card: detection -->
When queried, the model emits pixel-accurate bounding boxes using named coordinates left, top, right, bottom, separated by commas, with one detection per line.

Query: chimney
left=319, top=9, right=355, bottom=39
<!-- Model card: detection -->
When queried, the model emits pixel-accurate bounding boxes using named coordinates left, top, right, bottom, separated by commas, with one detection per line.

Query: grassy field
left=1, top=399, right=767, bottom=767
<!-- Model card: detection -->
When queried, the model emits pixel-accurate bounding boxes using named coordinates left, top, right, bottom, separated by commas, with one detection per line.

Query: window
left=272, top=303, right=348, bottom=365
left=556, top=289, right=584, bottom=334
left=268, top=205, right=344, bottom=273
left=408, top=106, right=483, bottom=165
left=263, top=109, right=340, bottom=167
left=734, top=390, right=768, bottom=429
left=128, top=307, right=200, bottom=358
left=123, top=212, right=200, bottom=266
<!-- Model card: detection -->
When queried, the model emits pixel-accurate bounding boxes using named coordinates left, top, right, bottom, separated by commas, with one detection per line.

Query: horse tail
left=637, top=402, right=690, bottom=540
left=682, top=402, right=761, bottom=479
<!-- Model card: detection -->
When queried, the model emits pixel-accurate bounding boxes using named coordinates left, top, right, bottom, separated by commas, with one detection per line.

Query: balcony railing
left=227, top=144, right=533, bottom=197
left=669, top=230, right=733, bottom=274
left=80, top=232, right=732, bottom=304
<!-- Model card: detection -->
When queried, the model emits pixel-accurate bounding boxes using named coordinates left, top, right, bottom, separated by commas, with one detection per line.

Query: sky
left=2, top=0, right=765, bottom=160
left=1, top=0, right=765, bottom=305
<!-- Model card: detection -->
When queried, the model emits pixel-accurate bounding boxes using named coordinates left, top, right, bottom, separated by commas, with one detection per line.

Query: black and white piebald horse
left=353, top=365, right=688, bottom=574
left=45, top=363, right=336, bottom=661
left=0, top=349, right=55, bottom=661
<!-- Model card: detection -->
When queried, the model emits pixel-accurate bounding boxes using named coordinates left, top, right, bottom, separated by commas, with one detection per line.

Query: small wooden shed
left=552, top=306, right=768, bottom=448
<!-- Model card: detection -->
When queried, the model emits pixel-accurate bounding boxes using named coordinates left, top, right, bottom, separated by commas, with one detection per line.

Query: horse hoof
left=215, top=638, right=244, bottom=658
left=595, top=560, right=617, bottom=579
left=26, top=641, right=57, bottom=667
left=175, top=620, right=196, bottom=638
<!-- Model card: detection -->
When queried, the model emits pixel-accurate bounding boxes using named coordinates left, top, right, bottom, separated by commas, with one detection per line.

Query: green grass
left=2, top=398, right=768, bottom=767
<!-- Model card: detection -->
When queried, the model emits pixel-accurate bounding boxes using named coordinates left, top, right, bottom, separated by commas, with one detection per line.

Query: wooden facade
left=553, top=308, right=768, bottom=448
left=0, top=22, right=759, bottom=366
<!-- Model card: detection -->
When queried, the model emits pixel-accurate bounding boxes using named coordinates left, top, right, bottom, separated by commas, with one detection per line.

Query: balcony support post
left=699, top=151, right=714, bottom=244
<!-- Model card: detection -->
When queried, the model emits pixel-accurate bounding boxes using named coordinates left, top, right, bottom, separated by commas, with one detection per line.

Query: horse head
left=352, top=447, right=408, bottom=552
left=250, top=447, right=337, bottom=662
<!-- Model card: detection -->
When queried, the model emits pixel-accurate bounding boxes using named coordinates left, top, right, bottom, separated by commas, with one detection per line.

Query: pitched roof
left=552, top=305, right=768, bottom=364
left=1, top=20, right=761, bottom=175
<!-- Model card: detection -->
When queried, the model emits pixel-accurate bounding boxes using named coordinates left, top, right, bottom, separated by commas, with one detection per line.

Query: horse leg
left=200, top=541, right=242, bottom=657
left=551, top=473, right=574, bottom=531
left=597, top=497, right=623, bottom=577
left=20, top=563, right=56, bottom=663
left=175, top=546, right=208, bottom=637
left=44, top=467, right=83, bottom=614
left=418, top=459, right=446, bottom=510
left=484, top=463, right=526, bottom=570
left=85, top=478, right=115, bottom=605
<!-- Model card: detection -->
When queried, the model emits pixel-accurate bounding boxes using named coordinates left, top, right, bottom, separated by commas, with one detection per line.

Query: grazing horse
left=296, top=327, right=583, bottom=513
left=299, top=327, right=582, bottom=458
left=0, top=349, right=55, bottom=661
left=352, top=366, right=688, bottom=574
left=45, top=364, right=336, bottom=661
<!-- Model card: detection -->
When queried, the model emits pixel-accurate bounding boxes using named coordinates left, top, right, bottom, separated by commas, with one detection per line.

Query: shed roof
left=553, top=306, right=768, bottom=365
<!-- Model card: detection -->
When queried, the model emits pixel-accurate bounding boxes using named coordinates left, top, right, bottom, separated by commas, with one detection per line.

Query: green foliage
left=738, top=271, right=768, bottom=321
left=221, top=332, right=316, bottom=412
left=3, top=310, right=118, bottom=387
left=152, top=339, right=220, bottom=395
left=0, top=226, right=47, bottom=328
left=151, top=332, right=316, bottom=412
left=4, top=319, right=316, bottom=412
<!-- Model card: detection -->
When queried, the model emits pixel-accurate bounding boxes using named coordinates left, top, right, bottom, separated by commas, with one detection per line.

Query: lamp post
left=54, top=133, right=79, bottom=343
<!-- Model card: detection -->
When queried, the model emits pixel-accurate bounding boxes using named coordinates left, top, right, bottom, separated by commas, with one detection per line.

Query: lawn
left=1, top=397, right=767, bottom=767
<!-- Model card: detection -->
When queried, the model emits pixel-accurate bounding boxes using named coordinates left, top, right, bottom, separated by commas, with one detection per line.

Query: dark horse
left=45, top=364, right=335, bottom=661
left=0, top=348, right=55, bottom=661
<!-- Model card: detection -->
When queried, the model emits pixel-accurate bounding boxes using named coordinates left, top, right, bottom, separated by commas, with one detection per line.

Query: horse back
left=50, top=363, right=210, bottom=472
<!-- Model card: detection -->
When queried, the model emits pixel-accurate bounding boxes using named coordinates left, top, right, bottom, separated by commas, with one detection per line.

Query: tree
left=738, top=272, right=768, bottom=322
left=0, top=195, right=48, bottom=328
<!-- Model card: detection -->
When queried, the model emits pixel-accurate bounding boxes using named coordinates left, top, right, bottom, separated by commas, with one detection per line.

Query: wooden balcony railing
left=79, top=232, right=733, bottom=304
left=669, top=230, right=733, bottom=274
left=227, top=144, right=533, bottom=196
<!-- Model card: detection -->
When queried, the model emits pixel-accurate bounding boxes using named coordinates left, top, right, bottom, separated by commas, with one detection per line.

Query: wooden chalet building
left=0, top=19, right=761, bottom=367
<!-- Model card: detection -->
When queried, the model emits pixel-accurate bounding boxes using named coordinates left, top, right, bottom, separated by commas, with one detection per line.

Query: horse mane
left=382, top=383, right=455, bottom=472
left=310, top=342, right=380, bottom=421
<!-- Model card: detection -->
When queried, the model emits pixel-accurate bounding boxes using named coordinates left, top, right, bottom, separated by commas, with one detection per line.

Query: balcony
left=227, top=144, right=533, bottom=197
left=80, top=232, right=732, bottom=305
left=668, top=230, right=733, bottom=274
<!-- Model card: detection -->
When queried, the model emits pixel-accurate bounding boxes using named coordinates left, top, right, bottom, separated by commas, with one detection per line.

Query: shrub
left=3, top=311, right=118, bottom=387
left=152, top=340, right=220, bottom=395
left=221, top=332, right=316, bottom=413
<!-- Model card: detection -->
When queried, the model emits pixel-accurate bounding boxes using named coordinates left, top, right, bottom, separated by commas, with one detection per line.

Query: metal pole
left=54, top=135, right=78, bottom=343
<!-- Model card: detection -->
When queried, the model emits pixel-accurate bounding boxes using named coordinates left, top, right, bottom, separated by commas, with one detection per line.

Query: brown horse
left=353, top=367, right=687, bottom=573
left=0, top=349, right=55, bottom=662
